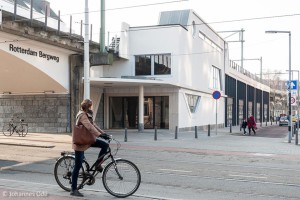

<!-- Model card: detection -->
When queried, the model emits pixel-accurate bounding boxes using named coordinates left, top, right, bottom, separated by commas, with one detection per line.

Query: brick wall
left=0, top=94, right=70, bottom=133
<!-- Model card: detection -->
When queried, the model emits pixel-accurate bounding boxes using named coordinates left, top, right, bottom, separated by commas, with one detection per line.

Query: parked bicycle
left=2, top=117, right=28, bottom=137
left=54, top=135, right=141, bottom=198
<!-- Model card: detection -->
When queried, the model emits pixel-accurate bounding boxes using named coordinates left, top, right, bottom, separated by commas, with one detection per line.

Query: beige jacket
left=72, top=111, right=103, bottom=151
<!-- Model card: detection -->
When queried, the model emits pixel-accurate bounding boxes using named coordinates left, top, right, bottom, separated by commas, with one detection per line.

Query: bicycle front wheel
left=3, top=123, right=13, bottom=136
left=54, top=155, right=86, bottom=192
left=102, top=159, right=141, bottom=198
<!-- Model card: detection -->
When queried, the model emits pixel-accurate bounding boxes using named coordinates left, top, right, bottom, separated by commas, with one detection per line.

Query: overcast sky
left=49, top=0, right=300, bottom=79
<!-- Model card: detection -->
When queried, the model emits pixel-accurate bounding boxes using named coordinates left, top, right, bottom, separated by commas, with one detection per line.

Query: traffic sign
left=291, top=97, right=296, bottom=104
left=286, top=80, right=298, bottom=90
left=212, top=90, right=221, bottom=100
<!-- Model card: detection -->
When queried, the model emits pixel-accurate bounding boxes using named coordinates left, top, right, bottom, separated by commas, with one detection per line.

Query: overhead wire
left=1, top=1, right=300, bottom=58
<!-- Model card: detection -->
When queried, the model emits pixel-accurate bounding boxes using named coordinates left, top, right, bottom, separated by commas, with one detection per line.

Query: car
left=279, top=116, right=289, bottom=126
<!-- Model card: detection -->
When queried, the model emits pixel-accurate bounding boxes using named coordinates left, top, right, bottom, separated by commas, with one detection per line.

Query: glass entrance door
left=109, top=96, right=169, bottom=129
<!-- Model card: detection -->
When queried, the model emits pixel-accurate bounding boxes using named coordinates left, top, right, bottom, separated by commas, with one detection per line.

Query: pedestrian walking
left=247, top=115, right=256, bottom=135
left=241, top=119, right=248, bottom=135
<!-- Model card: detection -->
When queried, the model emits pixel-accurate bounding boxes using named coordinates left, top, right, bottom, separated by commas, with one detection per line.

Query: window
left=135, top=54, right=171, bottom=76
left=257, top=103, right=261, bottom=122
left=227, top=98, right=233, bottom=125
left=210, top=66, right=222, bottom=90
left=248, top=101, right=253, bottom=116
left=185, top=94, right=200, bottom=113
left=154, top=55, right=171, bottom=75
left=239, top=100, right=244, bottom=125
left=135, top=55, right=151, bottom=75
left=198, top=31, right=223, bottom=52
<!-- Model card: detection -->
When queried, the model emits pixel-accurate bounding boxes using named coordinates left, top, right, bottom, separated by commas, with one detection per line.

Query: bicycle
left=54, top=135, right=141, bottom=198
left=2, top=117, right=28, bottom=137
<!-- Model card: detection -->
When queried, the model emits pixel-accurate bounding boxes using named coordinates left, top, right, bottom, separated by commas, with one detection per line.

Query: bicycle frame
left=62, top=139, right=120, bottom=189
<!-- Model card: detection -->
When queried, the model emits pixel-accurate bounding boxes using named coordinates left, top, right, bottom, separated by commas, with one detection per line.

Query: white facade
left=91, top=10, right=228, bottom=131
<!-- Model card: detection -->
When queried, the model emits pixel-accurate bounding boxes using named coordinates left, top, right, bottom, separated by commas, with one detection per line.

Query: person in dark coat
left=241, top=119, right=248, bottom=135
left=247, top=115, right=256, bottom=135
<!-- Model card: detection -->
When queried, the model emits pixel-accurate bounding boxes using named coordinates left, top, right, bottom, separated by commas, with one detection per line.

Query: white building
left=89, top=10, right=228, bottom=131
left=0, top=2, right=269, bottom=132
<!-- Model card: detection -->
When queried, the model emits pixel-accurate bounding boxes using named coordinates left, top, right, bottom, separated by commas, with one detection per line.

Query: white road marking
left=252, top=153, right=274, bottom=157
left=158, top=169, right=192, bottom=173
left=229, top=174, right=268, bottom=179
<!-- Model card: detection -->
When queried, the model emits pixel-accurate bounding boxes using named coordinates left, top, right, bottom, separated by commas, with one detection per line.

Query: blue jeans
left=71, top=139, right=108, bottom=190
left=71, top=151, right=84, bottom=191
left=91, top=138, right=109, bottom=162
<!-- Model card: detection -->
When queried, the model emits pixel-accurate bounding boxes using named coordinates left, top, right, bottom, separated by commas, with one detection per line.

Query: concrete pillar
left=90, top=87, right=103, bottom=121
left=138, top=85, right=144, bottom=132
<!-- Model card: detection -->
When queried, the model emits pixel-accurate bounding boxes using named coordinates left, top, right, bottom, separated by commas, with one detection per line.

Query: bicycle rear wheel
left=19, top=124, right=28, bottom=137
left=54, top=155, right=87, bottom=192
left=2, top=123, right=13, bottom=136
left=102, top=159, right=141, bottom=198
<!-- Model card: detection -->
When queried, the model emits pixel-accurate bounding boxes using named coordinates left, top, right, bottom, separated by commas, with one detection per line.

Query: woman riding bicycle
left=71, top=99, right=109, bottom=197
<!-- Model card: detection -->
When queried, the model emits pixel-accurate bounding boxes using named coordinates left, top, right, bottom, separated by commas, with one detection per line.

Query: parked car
left=279, top=116, right=289, bottom=126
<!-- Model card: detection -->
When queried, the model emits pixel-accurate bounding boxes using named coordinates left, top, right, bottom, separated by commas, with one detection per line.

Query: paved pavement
left=1, top=122, right=300, bottom=199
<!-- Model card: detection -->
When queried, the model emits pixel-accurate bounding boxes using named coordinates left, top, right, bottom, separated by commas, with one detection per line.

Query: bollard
left=266, top=120, right=267, bottom=126
left=154, top=126, right=157, bottom=141
left=293, top=124, right=296, bottom=137
left=175, top=126, right=178, bottom=139
left=260, top=120, right=262, bottom=127
left=230, top=123, right=232, bottom=133
left=124, top=128, right=127, bottom=142
left=271, top=120, right=272, bottom=125
left=208, top=124, right=210, bottom=136
left=296, top=127, right=299, bottom=145
left=195, top=126, right=198, bottom=139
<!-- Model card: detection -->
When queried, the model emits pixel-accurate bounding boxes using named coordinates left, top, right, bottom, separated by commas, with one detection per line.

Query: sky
left=48, top=0, right=300, bottom=79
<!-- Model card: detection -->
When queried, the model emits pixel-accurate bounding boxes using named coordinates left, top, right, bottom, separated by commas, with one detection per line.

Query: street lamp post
left=84, top=0, right=90, bottom=99
left=266, top=30, right=292, bottom=143
left=288, top=70, right=299, bottom=145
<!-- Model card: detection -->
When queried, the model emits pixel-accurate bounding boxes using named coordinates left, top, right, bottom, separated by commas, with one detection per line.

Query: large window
left=248, top=101, right=253, bottom=116
left=210, top=66, right=222, bottom=90
left=227, top=98, right=233, bottom=125
left=239, top=100, right=244, bottom=125
left=256, top=103, right=261, bottom=122
left=135, top=54, right=171, bottom=76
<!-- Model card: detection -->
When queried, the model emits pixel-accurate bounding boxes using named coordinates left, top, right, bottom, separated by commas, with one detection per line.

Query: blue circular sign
left=212, top=90, right=221, bottom=100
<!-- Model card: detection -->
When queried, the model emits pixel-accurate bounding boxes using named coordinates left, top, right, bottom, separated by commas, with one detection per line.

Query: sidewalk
left=0, top=124, right=244, bottom=148
left=0, top=122, right=298, bottom=156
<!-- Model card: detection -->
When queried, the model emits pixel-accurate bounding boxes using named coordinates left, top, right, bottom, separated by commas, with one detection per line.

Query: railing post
left=208, top=124, right=210, bottom=136
left=124, top=128, right=127, bottom=142
left=154, top=126, right=157, bottom=141
left=175, top=126, right=178, bottom=139
left=195, top=126, right=198, bottom=139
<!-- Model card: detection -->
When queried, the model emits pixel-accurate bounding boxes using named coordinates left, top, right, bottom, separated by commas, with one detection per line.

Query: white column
left=138, top=85, right=144, bottom=132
